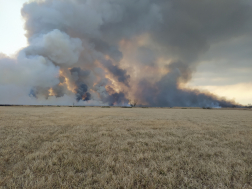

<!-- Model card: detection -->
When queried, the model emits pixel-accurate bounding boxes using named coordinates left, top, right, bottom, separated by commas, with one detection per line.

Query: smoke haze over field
left=1, top=0, right=252, bottom=107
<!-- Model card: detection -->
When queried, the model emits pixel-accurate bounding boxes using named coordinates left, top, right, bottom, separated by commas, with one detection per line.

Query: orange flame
left=59, top=69, right=76, bottom=93
left=48, top=88, right=55, bottom=96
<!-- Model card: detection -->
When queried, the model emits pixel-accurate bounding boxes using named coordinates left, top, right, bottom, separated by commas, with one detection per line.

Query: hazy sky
left=188, top=35, right=252, bottom=105
left=0, top=0, right=251, bottom=106
left=0, top=0, right=28, bottom=55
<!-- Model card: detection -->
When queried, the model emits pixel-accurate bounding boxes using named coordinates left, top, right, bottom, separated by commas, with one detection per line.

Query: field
left=0, top=107, right=252, bottom=188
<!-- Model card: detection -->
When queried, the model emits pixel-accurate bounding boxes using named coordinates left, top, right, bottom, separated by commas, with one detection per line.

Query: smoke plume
left=1, top=0, right=251, bottom=107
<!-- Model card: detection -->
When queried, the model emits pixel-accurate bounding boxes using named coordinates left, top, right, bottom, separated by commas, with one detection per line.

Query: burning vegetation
left=1, top=0, right=251, bottom=107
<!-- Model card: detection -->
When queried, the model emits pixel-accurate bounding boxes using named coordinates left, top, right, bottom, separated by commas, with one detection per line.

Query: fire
left=105, top=74, right=121, bottom=93
left=59, top=69, right=76, bottom=93
left=82, top=93, right=88, bottom=100
left=64, top=77, right=76, bottom=93
left=48, top=88, right=55, bottom=96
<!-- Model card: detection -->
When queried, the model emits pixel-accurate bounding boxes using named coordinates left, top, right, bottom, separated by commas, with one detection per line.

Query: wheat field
left=0, top=106, right=251, bottom=188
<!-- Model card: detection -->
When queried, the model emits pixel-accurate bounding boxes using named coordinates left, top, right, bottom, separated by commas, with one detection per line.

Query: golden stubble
left=0, top=107, right=252, bottom=188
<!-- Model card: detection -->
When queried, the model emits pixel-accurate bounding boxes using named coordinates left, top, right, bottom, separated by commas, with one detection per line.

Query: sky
left=0, top=0, right=251, bottom=106
left=187, top=35, right=252, bottom=105
left=0, top=0, right=28, bottom=56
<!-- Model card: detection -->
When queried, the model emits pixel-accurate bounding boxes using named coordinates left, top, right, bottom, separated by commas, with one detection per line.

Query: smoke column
left=1, top=0, right=251, bottom=107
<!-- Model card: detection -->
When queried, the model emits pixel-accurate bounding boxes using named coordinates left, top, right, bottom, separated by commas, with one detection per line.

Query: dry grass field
left=0, top=107, right=252, bottom=188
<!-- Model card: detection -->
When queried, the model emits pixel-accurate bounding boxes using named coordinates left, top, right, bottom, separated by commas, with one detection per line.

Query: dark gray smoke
left=0, top=0, right=251, bottom=106
left=69, top=67, right=91, bottom=102
left=105, top=86, right=129, bottom=106
left=101, top=59, right=130, bottom=86
left=52, top=85, right=65, bottom=98
left=107, top=92, right=128, bottom=106
left=137, top=75, right=237, bottom=108
left=70, top=67, right=90, bottom=78
left=74, top=83, right=91, bottom=102
left=91, top=39, right=123, bottom=62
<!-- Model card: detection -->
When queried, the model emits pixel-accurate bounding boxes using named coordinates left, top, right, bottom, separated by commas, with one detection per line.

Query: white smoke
left=0, top=52, right=59, bottom=88
left=32, top=29, right=84, bottom=66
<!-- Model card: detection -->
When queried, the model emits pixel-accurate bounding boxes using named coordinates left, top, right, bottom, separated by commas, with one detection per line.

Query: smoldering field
left=0, top=107, right=251, bottom=188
